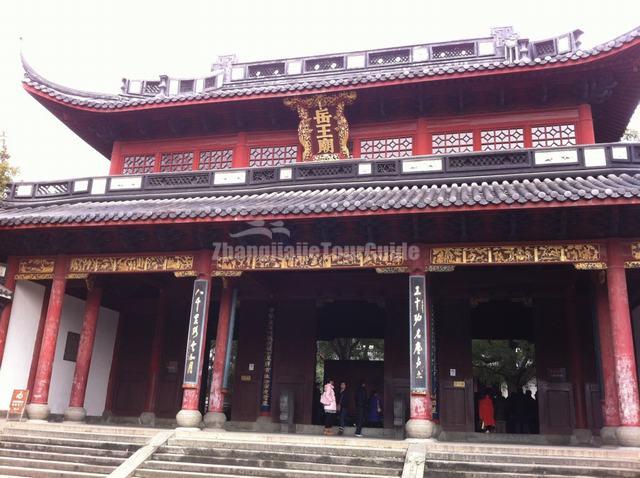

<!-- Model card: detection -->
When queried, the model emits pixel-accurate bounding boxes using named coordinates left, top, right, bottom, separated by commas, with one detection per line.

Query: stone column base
left=63, top=406, right=87, bottom=422
left=570, top=428, right=592, bottom=445
left=255, top=415, right=279, bottom=432
left=203, top=411, right=227, bottom=429
left=139, top=411, right=156, bottom=426
left=176, top=409, right=202, bottom=429
left=26, top=403, right=50, bottom=421
left=600, top=426, right=619, bottom=445
left=616, top=426, right=640, bottom=447
left=405, top=418, right=436, bottom=439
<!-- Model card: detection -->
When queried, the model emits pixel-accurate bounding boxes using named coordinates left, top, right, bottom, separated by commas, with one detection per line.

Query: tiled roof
left=1, top=173, right=639, bottom=227
left=21, top=26, right=640, bottom=110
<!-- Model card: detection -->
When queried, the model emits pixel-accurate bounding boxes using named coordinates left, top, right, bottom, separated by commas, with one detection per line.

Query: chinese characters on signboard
left=7, top=389, right=29, bottom=421
left=182, top=279, right=209, bottom=387
left=260, top=307, right=275, bottom=412
left=409, top=275, right=429, bottom=392
left=284, top=92, right=356, bottom=162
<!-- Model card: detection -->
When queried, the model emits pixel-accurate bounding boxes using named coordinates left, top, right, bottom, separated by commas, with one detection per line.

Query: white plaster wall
left=0, top=280, right=119, bottom=417
left=48, top=295, right=119, bottom=416
left=0, top=281, right=45, bottom=410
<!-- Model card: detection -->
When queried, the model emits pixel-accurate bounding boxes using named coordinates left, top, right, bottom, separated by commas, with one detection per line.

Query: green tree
left=472, top=339, right=535, bottom=390
left=0, top=132, right=18, bottom=198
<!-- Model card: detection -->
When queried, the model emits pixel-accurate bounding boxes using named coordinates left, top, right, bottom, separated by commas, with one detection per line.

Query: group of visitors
left=477, top=387, right=539, bottom=434
left=320, top=379, right=382, bottom=436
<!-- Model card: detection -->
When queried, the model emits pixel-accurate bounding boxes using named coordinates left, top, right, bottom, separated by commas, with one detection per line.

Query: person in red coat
left=478, top=391, right=496, bottom=433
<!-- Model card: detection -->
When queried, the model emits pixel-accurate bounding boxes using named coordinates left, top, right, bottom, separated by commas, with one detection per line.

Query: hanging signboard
left=409, top=275, right=429, bottom=393
left=284, top=92, right=356, bottom=162
left=182, top=279, right=209, bottom=387
left=6, top=389, right=29, bottom=421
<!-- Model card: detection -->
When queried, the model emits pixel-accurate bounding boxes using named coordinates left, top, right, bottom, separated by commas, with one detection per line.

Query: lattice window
left=199, top=149, right=233, bottom=170
left=360, top=137, right=413, bottom=159
left=160, top=152, right=194, bottom=172
left=204, top=76, right=217, bottom=89
left=249, top=146, right=297, bottom=167
left=432, top=132, right=474, bottom=154
left=533, top=40, right=556, bottom=57
left=432, top=42, right=476, bottom=59
left=179, top=80, right=194, bottom=94
left=248, top=62, right=285, bottom=78
left=142, top=81, right=160, bottom=95
left=531, top=124, right=576, bottom=148
left=305, top=56, right=345, bottom=72
left=369, top=49, right=411, bottom=65
left=481, top=128, right=524, bottom=151
left=123, top=155, right=156, bottom=174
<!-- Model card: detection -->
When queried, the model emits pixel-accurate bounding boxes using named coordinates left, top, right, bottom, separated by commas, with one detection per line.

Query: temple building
left=1, top=25, right=640, bottom=447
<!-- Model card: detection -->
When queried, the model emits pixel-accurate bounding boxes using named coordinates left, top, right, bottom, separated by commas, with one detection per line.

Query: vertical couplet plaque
left=409, top=275, right=429, bottom=393
left=182, top=279, right=209, bottom=387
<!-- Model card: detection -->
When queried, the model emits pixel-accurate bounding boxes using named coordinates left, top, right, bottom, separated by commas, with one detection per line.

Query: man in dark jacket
left=337, top=381, right=350, bottom=435
left=355, top=380, right=367, bottom=437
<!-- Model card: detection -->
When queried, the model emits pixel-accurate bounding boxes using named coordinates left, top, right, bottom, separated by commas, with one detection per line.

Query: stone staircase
left=0, top=421, right=155, bottom=477
left=133, top=433, right=407, bottom=477
left=422, top=442, right=640, bottom=477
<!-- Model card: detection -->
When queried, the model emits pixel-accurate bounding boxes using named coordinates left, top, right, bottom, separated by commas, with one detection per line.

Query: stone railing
left=6, top=142, right=638, bottom=204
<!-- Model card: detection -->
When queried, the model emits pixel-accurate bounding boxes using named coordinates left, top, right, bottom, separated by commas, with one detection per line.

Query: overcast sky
left=1, top=0, right=639, bottom=181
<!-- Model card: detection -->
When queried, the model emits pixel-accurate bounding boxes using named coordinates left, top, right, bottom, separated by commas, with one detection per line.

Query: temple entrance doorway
left=470, top=299, right=539, bottom=434
left=312, top=300, right=385, bottom=427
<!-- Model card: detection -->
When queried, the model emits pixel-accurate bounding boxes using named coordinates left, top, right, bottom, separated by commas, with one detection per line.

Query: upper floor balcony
left=6, top=142, right=640, bottom=205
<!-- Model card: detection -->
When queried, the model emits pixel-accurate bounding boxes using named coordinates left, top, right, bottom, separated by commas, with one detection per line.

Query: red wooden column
left=0, top=257, right=18, bottom=366
left=64, top=281, right=103, bottom=421
left=414, top=118, right=432, bottom=155
left=577, top=104, right=596, bottom=144
left=26, top=256, right=69, bottom=421
left=27, top=285, right=51, bottom=400
left=204, top=278, right=234, bottom=428
left=140, top=288, right=168, bottom=425
left=594, top=272, right=621, bottom=444
left=565, top=285, right=590, bottom=442
left=176, top=251, right=212, bottom=428
left=232, top=132, right=249, bottom=168
left=406, top=254, right=435, bottom=438
left=606, top=239, right=640, bottom=446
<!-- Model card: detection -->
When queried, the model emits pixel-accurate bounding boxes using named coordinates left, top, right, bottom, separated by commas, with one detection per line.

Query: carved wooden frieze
left=430, top=244, right=601, bottom=266
left=68, top=255, right=195, bottom=274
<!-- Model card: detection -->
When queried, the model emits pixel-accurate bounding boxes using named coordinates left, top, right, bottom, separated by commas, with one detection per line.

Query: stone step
left=0, top=455, right=114, bottom=475
left=168, top=437, right=406, bottom=459
left=141, top=459, right=401, bottom=477
left=427, top=442, right=640, bottom=460
left=0, top=432, right=141, bottom=451
left=0, top=447, right=126, bottom=467
left=424, top=450, right=640, bottom=470
left=0, top=465, right=103, bottom=478
left=151, top=452, right=401, bottom=476
left=425, top=458, right=640, bottom=478
left=159, top=444, right=403, bottom=467
left=135, top=470, right=271, bottom=478
left=2, top=425, right=151, bottom=444
left=0, top=439, right=132, bottom=458
left=426, top=472, right=597, bottom=478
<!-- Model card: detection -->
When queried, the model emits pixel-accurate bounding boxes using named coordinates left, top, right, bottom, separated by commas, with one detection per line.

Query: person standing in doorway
left=478, top=390, right=496, bottom=433
left=337, top=381, right=350, bottom=435
left=355, top=380, right=367, bottom=437
left=368, top=390, right=383, bottom=427
left=320, top=379, right=337, bottom=435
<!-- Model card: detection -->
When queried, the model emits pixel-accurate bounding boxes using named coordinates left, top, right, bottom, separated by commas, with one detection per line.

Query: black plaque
left=182, top=279, right=209, bottom=387
left=409, top=275, right=429, bottom=392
